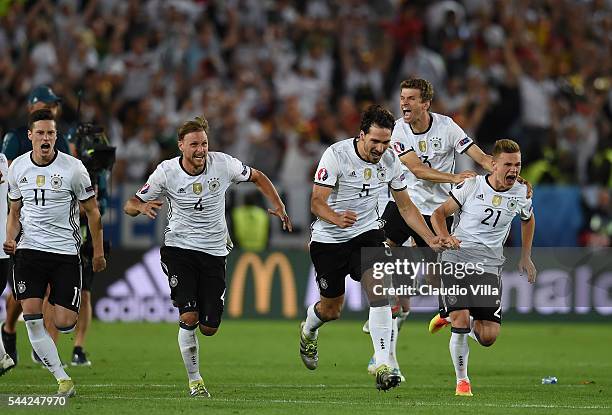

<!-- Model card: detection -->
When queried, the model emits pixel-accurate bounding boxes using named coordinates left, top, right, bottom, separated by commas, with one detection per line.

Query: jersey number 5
left=481, top=208, right=501, bottom=227
left=359, top=183, right=370, bottom=198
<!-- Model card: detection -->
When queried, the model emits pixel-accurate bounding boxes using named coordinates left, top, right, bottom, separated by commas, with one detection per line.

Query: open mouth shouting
left=505, top=173, right=517, bottom=186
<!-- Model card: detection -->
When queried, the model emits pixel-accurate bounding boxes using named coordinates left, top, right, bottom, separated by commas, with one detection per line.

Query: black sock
left=73, top=346, right=83, bottom=354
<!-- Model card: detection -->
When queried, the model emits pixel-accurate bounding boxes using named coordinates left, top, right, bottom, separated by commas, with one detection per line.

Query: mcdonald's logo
left=228, top=252, right=297, bottom=318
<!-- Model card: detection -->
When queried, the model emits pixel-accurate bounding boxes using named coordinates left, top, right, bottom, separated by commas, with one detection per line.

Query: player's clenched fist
left=92, top=255, right=107, bottom=273
left=3, top=239, right=16, bottom=255
left=335, top=210, right=357, bottom=228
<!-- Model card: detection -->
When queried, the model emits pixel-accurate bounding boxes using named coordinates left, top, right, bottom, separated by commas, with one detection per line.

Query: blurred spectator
left=0, top=0, right=609, bottom=243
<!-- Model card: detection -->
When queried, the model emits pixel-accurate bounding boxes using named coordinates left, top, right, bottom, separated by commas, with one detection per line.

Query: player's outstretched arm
left=431, top=198, right=461, bottom=249
left=249, top=168, right=292, bottom=232
left=311, top=184, right=356, bottom=229
left=519, top=214, right=537, bottom=283
left=81, top=197, right=106, bottom=272
left=123, top=196, right=163, bottom=219
left=3, top=199, right=22, bottom=255
left=465, top=144, right=494, bottom=172
left=401, top=152, right=475, bottom=184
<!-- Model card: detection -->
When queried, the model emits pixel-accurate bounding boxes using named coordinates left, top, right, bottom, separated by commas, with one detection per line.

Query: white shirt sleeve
left=7, top=162, right=21, bottom=201
left=227, top=155, right=252, bottom=183
left=391, top=125, right=413, bottom=157
left=449, top=177, right=477, bottom=207
left=135, top=164, right=167, bottom=202
left=72, top=161, right=96, bottom=201
left=520, top=197, right=533, bottom=221
left=389, top=157, right=408, bottom=191
left=450, top=121, right=474, bottom=154
left=313, top=147, right=340, bottom=188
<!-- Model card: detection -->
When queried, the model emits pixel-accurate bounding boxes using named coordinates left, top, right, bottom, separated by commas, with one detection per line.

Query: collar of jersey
left=30, top=149, right=58, bottom=167
left=408, top=112, right=434, bottom=135
left=353, top=138, right=378, bottom=165
left=179, top=155, right=208, bottom=176
left=485, top=174, right=512, bottom=193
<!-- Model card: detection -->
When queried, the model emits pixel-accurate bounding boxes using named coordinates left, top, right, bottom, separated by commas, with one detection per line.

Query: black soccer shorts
left=439, top=267, right=503, bottom=324
left=13, top=249, right=82, bottom=313
left=382, top=201, right=453, bottom=250
left=309, top=229, right=386, bottom=299
left=160, top=246, right=226, bottom=328
left=0, top=258, right=9, bottom=295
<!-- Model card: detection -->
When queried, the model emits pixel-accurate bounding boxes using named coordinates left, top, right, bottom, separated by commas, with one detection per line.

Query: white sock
left=450, top=330, right=469, bottom=382
left=389, top=317, right=399, bottom=369
left=467, top=316, right=480, bottom=343
left=178, top=326, right=202, bottom=383
left=0, top=329, right=6, bottom=356
left=24, top=315, right=69, bottom=381
left=397, top=310, right=410, bottom=331
left=369, top=305, right=392, bottom=368
left=303, top=303, right=324, bottom=340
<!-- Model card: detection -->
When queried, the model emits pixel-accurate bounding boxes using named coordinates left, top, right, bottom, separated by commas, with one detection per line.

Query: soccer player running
left=124, top=116, right=291, bottom=397
left=430, top=139, right=536, bottom=396
left=364, top=78, right=497, bottom=379
left=299, top=104, right=447, bottom=391
left=3, top=109, right=106, bottom=396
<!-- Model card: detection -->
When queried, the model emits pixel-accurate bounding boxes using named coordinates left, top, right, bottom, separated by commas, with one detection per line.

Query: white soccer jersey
left=0, top=154, right=9, bottom=259
left=441, top=175, right=532, bottom=274
left=311, top=138, right=407, bottom=243
left=8, top=151, right=95, bottom=255
left=390, top=112, right=474, bottom=215
left=135, top=153, right=252, bottom=256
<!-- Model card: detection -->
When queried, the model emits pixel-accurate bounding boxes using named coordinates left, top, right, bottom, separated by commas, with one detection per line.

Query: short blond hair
left=178, top=116, right=209, bottom=141
left=492, top=139, right=520, bottom=158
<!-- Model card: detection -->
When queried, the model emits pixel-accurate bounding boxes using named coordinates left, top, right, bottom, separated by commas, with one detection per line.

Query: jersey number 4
left=481, top=208, right=501, bottom=227
left=194, top=197, right=204, bottom=211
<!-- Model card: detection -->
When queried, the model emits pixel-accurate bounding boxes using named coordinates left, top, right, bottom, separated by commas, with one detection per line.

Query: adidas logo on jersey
left=349, top=171, right=357, bottom=177
left=95, top=247, right=176, bottom=322
left=19, top=177, right=27, bottom=184
left=476, top=194, right=484, bottom=200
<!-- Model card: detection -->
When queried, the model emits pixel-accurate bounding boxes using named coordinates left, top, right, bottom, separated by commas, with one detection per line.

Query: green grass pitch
left=1, top=320, right=611, bottom=414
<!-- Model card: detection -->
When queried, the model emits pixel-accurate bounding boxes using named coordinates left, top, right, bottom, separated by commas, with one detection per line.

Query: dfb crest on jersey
left=507, top=198, right=518, bottom=211
left=364, top=168, right=372, bottom=181
left=169, top=275, right=179, bottom=288
left=431, top=137, right=442, bottom=150
left=208, top=178, right=220, bottom=192
left=492, top=195, right=502, bottom=207
left=51, top=174, right=62, bottom=189
left=17, top=281, right=26, bottom=294
left=193, top=183, right=203, bottom=195
left=316, top=168, right=328, bottom=181
left=36, top=175, right=45, bottom=187
left=376, top=167, right=386, bottom=181
left=418, top=140, right=427, bottom=152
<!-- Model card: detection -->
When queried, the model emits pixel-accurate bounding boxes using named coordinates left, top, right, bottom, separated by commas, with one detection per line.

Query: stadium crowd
left=0, top=0, right=610, bottom=244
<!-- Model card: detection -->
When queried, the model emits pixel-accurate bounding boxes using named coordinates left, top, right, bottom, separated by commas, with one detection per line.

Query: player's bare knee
left=199, top=325, right=218, bottom=336
left=55, top=317, right=78, bottom=333
left=179, top=312, right=199, bottom=327
left=478, top=334, right=497, bottom=347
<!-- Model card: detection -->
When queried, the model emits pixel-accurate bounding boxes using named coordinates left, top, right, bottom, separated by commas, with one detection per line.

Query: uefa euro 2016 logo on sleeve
left=317, top=168, right=328, bottom=181
left=139, top=183, right=150, bottom=194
